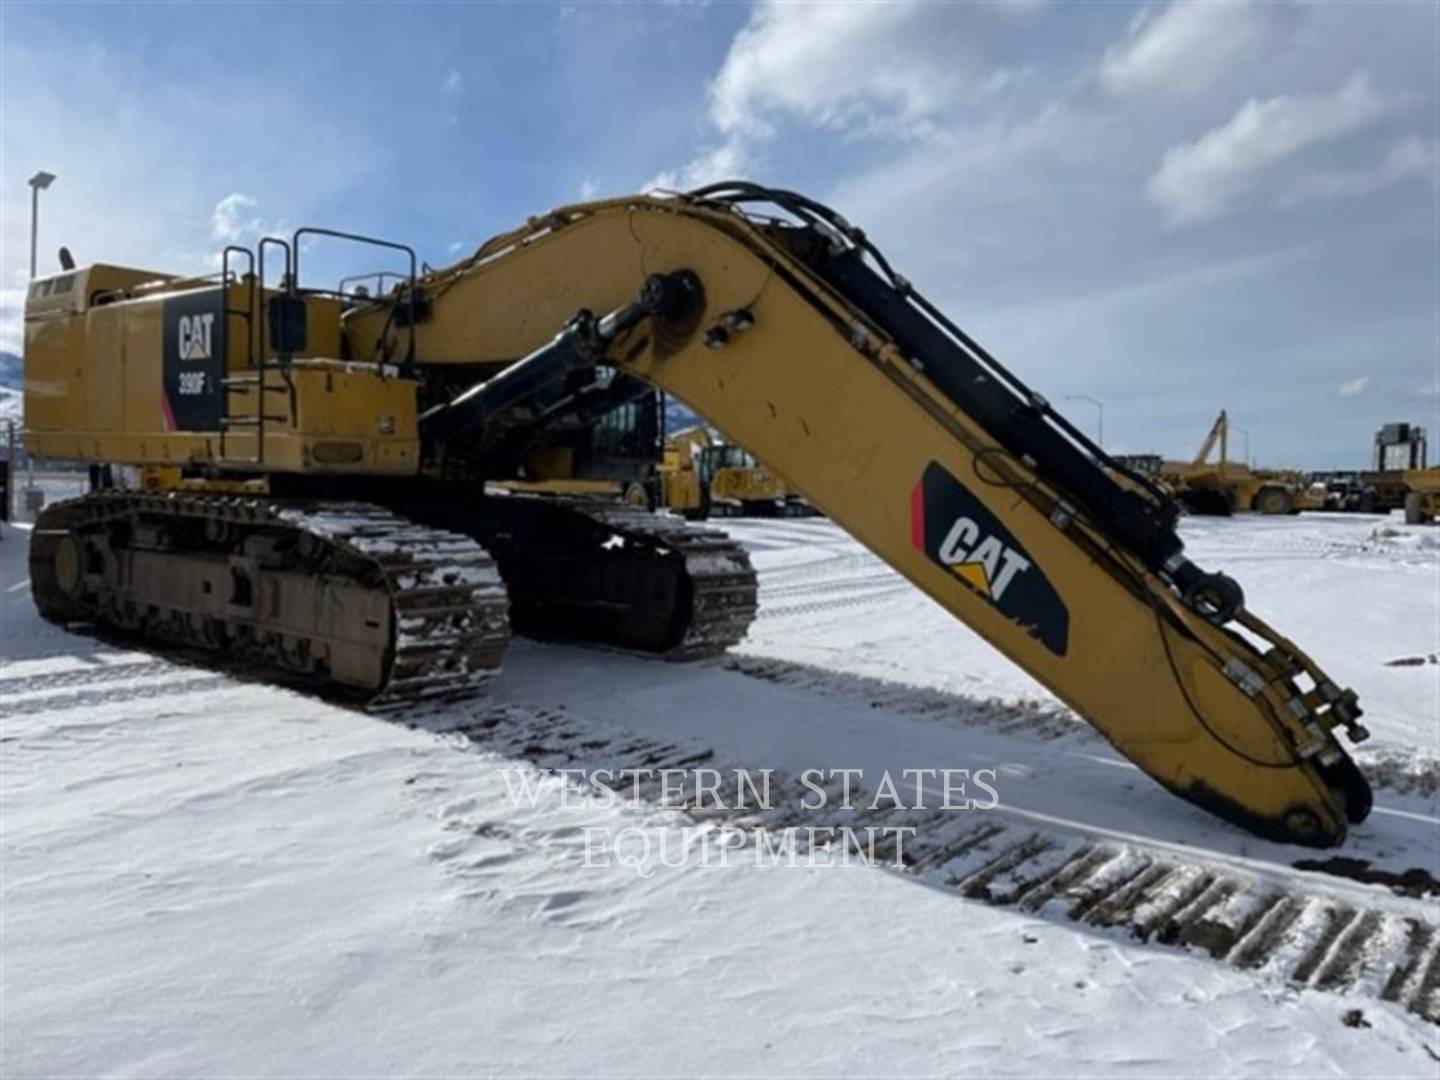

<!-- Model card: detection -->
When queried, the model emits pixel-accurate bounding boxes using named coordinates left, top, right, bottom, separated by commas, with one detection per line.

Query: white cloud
left=1387, top=134, right=1440, bottom=180
left=652, top=0, right=1028, bottom=192
left=206, top=194, right=289, bottom=270
left=1147, top=72, right=1393, bottom=224
left=1283, top=135, right=1440, bottom=205
left=649, top=140, right=748, bottom=194
left=711, top=1, right=975, bottom=140
left=0, top=34, right=381, bottom=345
left=1337, top=376, right=1370, bottom=398
left=1102, top=0, right=1279, bottom=97
left=439, top=69, right=464, bottom=125
left=212, top=193, right=262, bottom=242
left=551, top=0, right=1440, bottom=466
left=578, top=177, right=601, bottom=201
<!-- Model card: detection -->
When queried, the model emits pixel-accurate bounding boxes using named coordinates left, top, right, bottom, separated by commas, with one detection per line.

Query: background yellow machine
left=658, top=423, right=804, bottom=519
left=1403, top=468, right=1440, bottom=524
left=25, top=183, right=1370, bottom=845
left=1163, top=410, right=1325, bottom=516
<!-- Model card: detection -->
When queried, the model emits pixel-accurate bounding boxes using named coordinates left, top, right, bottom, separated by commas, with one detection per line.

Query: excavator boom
left=370, top=184, right=1370, bottom=846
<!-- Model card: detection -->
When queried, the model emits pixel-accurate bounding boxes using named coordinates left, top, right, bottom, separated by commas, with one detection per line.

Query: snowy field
left=731, top=511, right=1440, bottom=759
left=2, top=510, right=1438, bottom=1076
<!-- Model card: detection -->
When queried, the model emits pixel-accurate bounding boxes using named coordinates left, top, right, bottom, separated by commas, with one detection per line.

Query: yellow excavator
left=1403, top=468, right=1440, bottom=524
left=657, top=424, right=716, bottom=519
left=1163, top=410, right=1324, bottom=516
left=24, top=182, right=1369, bottom=846
left=658, top=423, right=798, bottom=519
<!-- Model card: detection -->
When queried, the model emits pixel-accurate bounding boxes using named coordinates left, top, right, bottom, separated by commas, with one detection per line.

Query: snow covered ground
left=2, top=511, right=1437, bottom=1076
left=729, top=512, right=1440, bottom=757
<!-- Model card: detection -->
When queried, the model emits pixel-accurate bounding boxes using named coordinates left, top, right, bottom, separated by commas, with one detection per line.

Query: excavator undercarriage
left=31, top=492, right=511, bottom=708
left=32, top=489, right=756, bottom=708
left=428, top=494, right=758, bottom=657
left=23, top=181, right=1371, bottom=846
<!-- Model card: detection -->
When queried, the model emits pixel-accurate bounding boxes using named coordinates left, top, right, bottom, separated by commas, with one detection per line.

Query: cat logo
left=162, top=292, right=224, bottom=431
left=911, top=461, right=1069, bottom=656
left=177, top=313, right=215, bottom=362
left=936, top=516, right=1031, bottom=601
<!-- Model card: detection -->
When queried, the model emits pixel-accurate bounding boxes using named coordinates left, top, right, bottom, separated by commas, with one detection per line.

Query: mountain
left=0, top=354, right=21, bottom=438
left=0, top=351, right=19, bottom=391
left=0, top=386, right=20, bottom=427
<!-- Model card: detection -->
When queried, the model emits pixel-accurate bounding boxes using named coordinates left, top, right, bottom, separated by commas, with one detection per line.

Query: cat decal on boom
left=911, top=462, right=1069, bottom=656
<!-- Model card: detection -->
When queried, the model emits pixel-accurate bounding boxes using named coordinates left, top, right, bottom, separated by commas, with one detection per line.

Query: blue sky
left=2, top=0, right=1436, bottom=468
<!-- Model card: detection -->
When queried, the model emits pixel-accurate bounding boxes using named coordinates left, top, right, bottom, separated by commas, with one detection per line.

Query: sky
left=0, top=0, right=1436, bottom=468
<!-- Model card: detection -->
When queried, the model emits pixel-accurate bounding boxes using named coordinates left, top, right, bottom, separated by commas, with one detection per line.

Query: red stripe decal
left=909, top=478, right=925, bottom=551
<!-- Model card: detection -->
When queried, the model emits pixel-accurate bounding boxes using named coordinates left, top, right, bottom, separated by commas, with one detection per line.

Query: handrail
left=292, top=227, right=417, bottom=366
left=221, top=245, right=256, bottom=369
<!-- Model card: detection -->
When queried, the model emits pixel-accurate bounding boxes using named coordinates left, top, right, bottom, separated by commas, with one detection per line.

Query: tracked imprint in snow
left=0, top=659, right=175, bottom=695
left=0, top=674, right=233, bottom=719
left=407, top=701, right=1440, bottom=1027
left=2, top=638, right=1434, bottom=798
left=5, top=587, right=1436, bottom=1023
left=722, top=655, right=1440, bottom=798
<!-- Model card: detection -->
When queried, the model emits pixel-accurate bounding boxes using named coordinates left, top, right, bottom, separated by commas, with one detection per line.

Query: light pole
left=28, top=170, right=57, bottom=278
left=1064, top=394, right=1104, bottom=451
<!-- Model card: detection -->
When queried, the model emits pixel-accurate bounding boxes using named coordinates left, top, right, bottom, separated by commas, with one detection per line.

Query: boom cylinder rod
left=420, top=301, right=661, bottom=455
left=420, top=309, right=609, bottom=450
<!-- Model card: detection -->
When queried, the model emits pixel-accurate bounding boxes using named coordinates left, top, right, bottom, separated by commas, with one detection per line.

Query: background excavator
left=1163, top=409, right=1326, bottom=516
left=657, top=423, right=806, bottom=519
left=23, top=182, right=1370, bottom=846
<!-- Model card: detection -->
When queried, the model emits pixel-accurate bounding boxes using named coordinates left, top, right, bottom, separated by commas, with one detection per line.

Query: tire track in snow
left=0, top=660, right=174, bottom=696
left=404, top=702, right=1440, bottom=1027
left=758, top=584, right=915, bottom=621
left=0, top=674, right=233, bottom=719
left=758, top=551, right=881, bottom=585
left=720, top=655, right=1440, bottom=797
left=762, top=570, right=904, bottom=599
